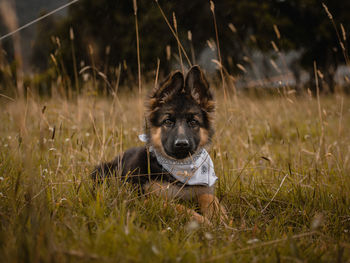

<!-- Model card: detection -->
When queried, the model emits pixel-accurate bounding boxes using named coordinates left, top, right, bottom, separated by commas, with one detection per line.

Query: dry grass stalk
left=313, top=61, right=325, bottom=163
left=322, top=3, right=333, bottom=20
left=270, top=59, right=281, bottom=73
left=338, top=96, right=344, bottom=136
left=237, top=63, right=247, bottom=73
left=154, top=0, right=191, bottom=67
left=210, top=1, right=214, bottom=12
left=133, top=0, right=137, bottom=15
left=322, top=3, right=350, bottom=66
left=273, top=24, right=281, bottom=39
left=166, top=45, right=171, bottom=61
left=207, top=231, right=319, bottom=261
left=271, top=41, right=279, bottom=52
left=133, top=0, right=143, bottom=130
left=70, top=27, right=79, bottom=96
left=0, top=94, right=15, bottom=102
left=133, top=0, right=142, bottom=96
left=317, top=70, right=324, bottom=79
left=154, top=58, right=160, bottom=90
left=209, top=0, right=227, bottom=104
left=212, top=59, right=237, bottom=99
left=0, top=1, right=24, bottom=99
left=261, top=173, right=288, bottom=213
left=188, top=30, right=196, bottom=64
left=173, top=12, right=184, bottom=74
left=207, top=39, right=215, bottom=51
left=187, top=30, right=192, bottom=41
left=114, top=63, right=121, bottom=95
left=271, top=30, right=289, bottom=75
left=87, top=44, right=97, bottom=91
left=340, top=23, right=346, bottom=41
left=228, top=23, right=237, bottom=33
left=103, top=45, right=111, bottom=95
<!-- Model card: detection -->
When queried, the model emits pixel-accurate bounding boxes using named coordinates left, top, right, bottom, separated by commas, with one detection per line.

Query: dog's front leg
left=143, top=181, right=211, bottom=225
left=197, top=193, right=228, bottom=224
left=143, top=199, right=210, bottom=225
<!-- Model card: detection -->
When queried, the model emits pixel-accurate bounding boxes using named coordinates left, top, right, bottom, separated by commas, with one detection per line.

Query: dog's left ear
left=185, top=66, right=214, bottom=110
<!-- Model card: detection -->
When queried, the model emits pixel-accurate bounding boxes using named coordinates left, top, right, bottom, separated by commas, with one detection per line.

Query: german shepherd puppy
left=92, top=66, right=227, bottom=224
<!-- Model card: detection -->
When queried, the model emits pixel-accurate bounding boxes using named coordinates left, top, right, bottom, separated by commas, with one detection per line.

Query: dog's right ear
left=150, top=71, right=184, bottom=102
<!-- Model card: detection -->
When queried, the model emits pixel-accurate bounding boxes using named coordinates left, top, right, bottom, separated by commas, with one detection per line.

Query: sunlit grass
left=0, top=89, right=349, bottom=262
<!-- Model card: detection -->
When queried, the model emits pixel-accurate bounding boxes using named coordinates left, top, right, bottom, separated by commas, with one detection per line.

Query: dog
left=91, top=65, right=228, bottom=225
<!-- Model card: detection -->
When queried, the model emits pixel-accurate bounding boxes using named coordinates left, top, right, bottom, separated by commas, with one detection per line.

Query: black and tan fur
left=91, top=66, right=227, bottom=224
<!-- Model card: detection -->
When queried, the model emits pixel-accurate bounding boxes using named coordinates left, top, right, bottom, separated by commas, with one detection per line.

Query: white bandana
left=139, top=134, right=218, bottom=187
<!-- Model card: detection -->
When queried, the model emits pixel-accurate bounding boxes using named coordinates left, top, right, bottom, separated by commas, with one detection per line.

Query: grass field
left=0, top=89, right=349, bottom=262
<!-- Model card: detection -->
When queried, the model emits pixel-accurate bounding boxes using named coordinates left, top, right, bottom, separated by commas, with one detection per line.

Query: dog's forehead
left=160, top=96, right=202, bottom=116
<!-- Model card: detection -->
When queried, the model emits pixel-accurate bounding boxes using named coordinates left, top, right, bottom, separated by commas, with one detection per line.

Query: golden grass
left=0, top=89, right=349, bottom=262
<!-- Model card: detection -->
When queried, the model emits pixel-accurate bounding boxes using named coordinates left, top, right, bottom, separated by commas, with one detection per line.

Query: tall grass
left=0, top=89, right=349, bottom=262
left=0, top=1, right=349, bottom=262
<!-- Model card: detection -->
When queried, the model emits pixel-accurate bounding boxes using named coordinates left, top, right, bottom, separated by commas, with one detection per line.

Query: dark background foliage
left=1, top=0, right=350, bottom=93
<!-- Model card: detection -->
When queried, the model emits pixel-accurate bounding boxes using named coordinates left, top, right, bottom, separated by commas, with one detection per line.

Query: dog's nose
left=174, top=138, right=189, bottom=148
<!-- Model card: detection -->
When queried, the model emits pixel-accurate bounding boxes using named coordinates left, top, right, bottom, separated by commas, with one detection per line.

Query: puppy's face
left=152, top=95, right=203, bottom=159
left=147, top=66, right=214, bottom=160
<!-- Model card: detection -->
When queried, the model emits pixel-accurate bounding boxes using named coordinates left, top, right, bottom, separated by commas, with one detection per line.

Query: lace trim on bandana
left=152, top=148, right=204, bottom=165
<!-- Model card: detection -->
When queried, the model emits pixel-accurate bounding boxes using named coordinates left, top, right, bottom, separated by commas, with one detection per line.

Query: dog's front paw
left=198, top=193, right=230, bottom=226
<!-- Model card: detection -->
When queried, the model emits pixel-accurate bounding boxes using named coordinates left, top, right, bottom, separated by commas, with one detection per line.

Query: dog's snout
left=174, top=138, right=189, bottom=148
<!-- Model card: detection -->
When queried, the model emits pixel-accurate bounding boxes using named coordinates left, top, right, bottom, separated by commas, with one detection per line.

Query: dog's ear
left=150, top=71, right=184, bottom=102
left=185, top=66, right=214, bottom=110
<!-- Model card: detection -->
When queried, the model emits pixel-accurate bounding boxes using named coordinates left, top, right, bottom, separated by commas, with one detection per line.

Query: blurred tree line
left=3, top=0, right=350, bottom=94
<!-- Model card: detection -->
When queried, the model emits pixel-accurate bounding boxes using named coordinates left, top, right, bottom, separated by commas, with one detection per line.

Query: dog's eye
left=163, top=119, right=174, bottom=127
left=188, top=119, right=199, bottom=127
